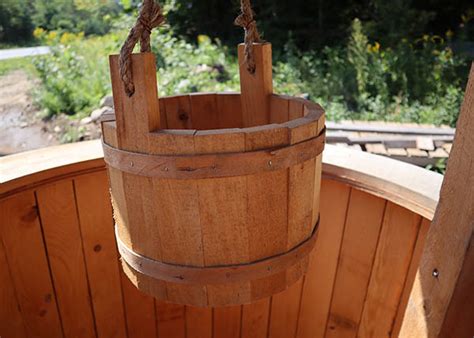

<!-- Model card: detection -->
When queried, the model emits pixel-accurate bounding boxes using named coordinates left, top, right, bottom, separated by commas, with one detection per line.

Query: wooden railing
left=0, top=141, right=443, bottom=338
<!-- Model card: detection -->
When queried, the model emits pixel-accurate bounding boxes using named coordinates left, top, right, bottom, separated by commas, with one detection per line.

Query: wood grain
left=325, top=189, right=386, bottom=338
left=0, top=231, right=26, bottom=338
left=241, top=298, right=270, bottom=338
left=398, top=63, right=474, bottom=338
left=36, top=180, right=96, bottom=338
left=296, top=180, right=351, bottom=338
left=186, top=306, right=212, bottom=338
left=74, top=172, right=128, bottom=338
left=238, top=43, right=273, bottom=127
left=391, top=218, right=431, bottom=337
left=0, top=191, right=63, bottom=338
left=120, top=269, right=157, bottom=338
left=439, top=234, right=474, bottom=338
left=156, top=301, right=186, bottom=338
left=268, top=279, right=304, bottom=338
left=358, top=203, right=421, bottom=337
left=213, top=306, right=242, bottom=338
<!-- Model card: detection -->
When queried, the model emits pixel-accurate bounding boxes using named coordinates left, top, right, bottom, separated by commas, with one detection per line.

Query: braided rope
left=235, top=0, right=262, bottom=74
left=119, top=0, right=165, bottom=97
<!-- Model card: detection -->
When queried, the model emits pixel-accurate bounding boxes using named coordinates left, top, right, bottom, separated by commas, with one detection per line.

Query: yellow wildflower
left=33, top=27, right=46, bottom=39
left=197, top=35, right=211, bottom=45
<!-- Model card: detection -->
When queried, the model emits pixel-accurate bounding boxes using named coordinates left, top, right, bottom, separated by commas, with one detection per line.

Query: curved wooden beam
left=0, top=141, right=442, bottom=220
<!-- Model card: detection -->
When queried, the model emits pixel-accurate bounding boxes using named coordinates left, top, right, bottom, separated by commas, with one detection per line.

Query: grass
left=0, top=57, right=37, bottom=77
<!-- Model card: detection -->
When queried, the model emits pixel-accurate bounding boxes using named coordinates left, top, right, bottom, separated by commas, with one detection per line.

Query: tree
left=0, top=0, right=34, bottom=43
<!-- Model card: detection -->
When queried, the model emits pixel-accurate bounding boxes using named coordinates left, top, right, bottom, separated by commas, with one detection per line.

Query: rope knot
left=119, top=0, right=165, bottom=97
left=235, top=0, right=262, bottom=74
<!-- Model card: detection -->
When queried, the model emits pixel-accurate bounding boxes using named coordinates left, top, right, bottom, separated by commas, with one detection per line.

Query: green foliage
left=30, top=15, right=468, bottom=127
left=32, top=0, right=122, bottom=36
left=32, top=28, right=240, bottom=116
left=273, top=19, right=468, bottom=126
left=0, top=0, right=34, bottom=44
left=33, top=31, right=121, bottom=117
left=152, top=32, right=239, bottom=95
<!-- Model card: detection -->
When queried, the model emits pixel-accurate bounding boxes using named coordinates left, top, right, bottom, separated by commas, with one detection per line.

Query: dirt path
left=0, top=70, right=59, bottom=155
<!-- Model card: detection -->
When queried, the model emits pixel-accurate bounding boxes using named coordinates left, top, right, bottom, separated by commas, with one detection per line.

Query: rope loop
left=119, top=0, right=165, bottom=97
left=235, top=0, right=262, bottom=74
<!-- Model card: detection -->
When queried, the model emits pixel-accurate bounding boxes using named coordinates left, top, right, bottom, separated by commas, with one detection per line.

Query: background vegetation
left=0, top=0, right=473, bottom=126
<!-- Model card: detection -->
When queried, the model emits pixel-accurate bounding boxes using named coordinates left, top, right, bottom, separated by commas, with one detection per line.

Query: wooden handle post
left=109, top=53, right=161, bottom=152
left=238, top=43, right=273, bottom=127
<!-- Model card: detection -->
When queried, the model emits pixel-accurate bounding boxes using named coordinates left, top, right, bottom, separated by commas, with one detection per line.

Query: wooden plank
left=186, top=306, right=212, bottom=338
left=156, top=301, right=186, bottom=338
left=36, top=181, right=96, bottom=338
left=0, top=232, right=27, bottom=338
left=287, top=100, right=321, bottom=284
left=365, top=143, right=388, bottom=155
left=0, top=191, right=63, bottom=338
left=289, top=98, right=304, bottom=120
left=198, top=174, right=249, bottom=305
left=189, top=93, right=218, bottom=130
left=416, top=137, right=435, bottom=151
left=213, top=306, right=242, bottom=338
left=325, top=189, right=386, bottom=338
left=439, top=234, right=474, bottom=338
left=296, top=180, right=351, bottom=338
left=287, top=159, right=316, bottom=284
left=270, top=95, right=290, bottom=123
left=358, top=203, right=421, bottom=337
left=246, top=169, right=287, bottom=299
left=326, top=121, right=456, bottom=136
left=268, top=279, right=304, bottom=338
left=196, top=129, right=249, bottom=305
left=391, top=218, right=431, bottom=337
left=74, top=172, right=128, bottom=338
left=148, top=107, right=203, bottom=305
left=162, top=95, right=193, bottom=129
left=441, top=143, right=452, bottom=153
left=239, top=43, right=273, bottom=127
left=428, top=148, right=448, bottom=159
left=241, top=298, right=270, bottom=338
left=109, top=53, right=161, bottom=151
left=152, top=177, right=206, bottom=305
left=244, top=125, right=288, bottom=300
left=120, top=269, right=157, bottom=338
left=406, top=148, right=428, bottom=158
left=216, top=92, right=242, bottom=128
left=398, top=63, right=474, bottom=338
left=387, top=148, right=408, bottom=156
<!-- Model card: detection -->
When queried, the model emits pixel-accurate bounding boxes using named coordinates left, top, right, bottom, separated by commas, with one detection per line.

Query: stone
left=90, top=106, right=113, bottom=122
left=100, top=95, right=114, bottom=108
left=80, top=117, right=93, bottom=125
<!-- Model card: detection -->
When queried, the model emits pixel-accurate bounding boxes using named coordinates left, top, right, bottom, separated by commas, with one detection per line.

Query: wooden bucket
left=101, top=42, right=325, bottom=307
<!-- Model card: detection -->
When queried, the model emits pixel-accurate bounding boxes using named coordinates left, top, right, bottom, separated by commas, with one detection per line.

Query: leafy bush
left=32, top=26, right=240, bottom=116
left=31, top=15, right=469, bottom=127
left=0, top=0, right=34, bottom=44
left=33, top=30, right=121, bottom=117
left=32, top=0, right=122, bottom=36
left=273, top=19, right=469, bottom=126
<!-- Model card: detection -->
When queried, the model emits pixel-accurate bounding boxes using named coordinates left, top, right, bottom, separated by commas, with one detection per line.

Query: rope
left=235, top=0, right=262, bottom=74
left=119, top=0, right=165, bottom=97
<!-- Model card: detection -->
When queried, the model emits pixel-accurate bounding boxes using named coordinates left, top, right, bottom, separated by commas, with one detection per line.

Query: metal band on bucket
left=115, top=219, right=319, bottom=285
left=103, top=129, right=325, bottom=179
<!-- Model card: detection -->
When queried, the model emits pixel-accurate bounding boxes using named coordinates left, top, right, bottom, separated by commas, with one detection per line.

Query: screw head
left=268, top=160, right=273, bottom=167
left=432, top=269, right=439, bottom=278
